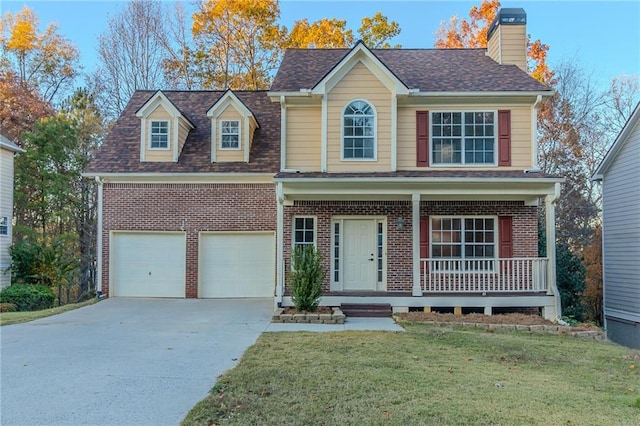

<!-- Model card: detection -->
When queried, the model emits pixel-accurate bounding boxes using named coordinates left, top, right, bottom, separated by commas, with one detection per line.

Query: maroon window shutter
left=498, top=110, right=511, bottom=166
left=420, top=216, right=430, bottom=273
left=416, top=111, right=429, bottom=167
left=498, top=216, right=513, bottom=258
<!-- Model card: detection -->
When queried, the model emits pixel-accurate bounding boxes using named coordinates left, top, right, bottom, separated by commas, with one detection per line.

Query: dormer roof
left=206, top=89, right=259, bottom=129
left=135, top=90, right=195, bottom=129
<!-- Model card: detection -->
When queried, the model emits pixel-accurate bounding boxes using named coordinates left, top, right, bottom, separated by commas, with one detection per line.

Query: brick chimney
left=487, top=8, right=527, bottom=72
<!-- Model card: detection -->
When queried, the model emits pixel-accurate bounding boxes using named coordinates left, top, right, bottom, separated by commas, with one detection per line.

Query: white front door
left=343, top=219, right=377, bottom=291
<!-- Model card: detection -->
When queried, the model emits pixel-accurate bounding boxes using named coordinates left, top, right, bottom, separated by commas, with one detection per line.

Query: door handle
left=368, top=254, right=375, bottom=261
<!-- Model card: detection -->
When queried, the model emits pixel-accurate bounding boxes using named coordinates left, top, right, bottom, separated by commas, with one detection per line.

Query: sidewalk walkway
left=264, top=317, right=405, bottom=332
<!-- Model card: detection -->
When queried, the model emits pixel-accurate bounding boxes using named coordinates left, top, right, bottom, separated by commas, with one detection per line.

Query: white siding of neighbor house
left=602, top=118, right=640, bottom=315
left=0, top=147, right=15, bottom=288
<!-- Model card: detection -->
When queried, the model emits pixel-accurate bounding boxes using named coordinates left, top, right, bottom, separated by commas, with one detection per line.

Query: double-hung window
left=343, top=100, right=375, bottom=160
left=293, top=217, right=315, bottom=251
left=432, top=112, right=495, bottom=165
left=0, top=216, right=8, bottom=236
left=431, top=217, right=495, bottom=270
left=150, top=120, right=169, bottom=149
left=220, top=120, right=240, bottom=149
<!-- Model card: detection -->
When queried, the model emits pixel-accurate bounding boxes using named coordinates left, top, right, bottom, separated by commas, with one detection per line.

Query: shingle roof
left=271, top=48, right=550, bottom=93
left=86, top=91, right=280, bottom=174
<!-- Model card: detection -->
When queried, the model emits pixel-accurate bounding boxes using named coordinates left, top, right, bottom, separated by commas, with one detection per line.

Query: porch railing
left=421, top=258, right=549, bottom=293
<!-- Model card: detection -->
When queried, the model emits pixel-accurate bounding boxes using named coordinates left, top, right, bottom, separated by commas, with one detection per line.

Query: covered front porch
left=274, top=171, right=563, bottom=320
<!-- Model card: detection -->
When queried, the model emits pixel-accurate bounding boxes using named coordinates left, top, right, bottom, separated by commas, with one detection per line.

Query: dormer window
left=343, top=100, right=376, bottom=160
left=220, top=120, right=240, bottom=150
left=150, top=120, right=169, bottom=150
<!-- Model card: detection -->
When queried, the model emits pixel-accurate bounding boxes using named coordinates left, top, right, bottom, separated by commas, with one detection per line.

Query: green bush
left=290, top=245, right=325, bottom=312
left=0, top=284, right=55, bottom=312
left=0, top=302, right=17, bottom=312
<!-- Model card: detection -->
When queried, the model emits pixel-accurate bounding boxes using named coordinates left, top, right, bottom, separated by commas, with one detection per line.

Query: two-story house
left=1, top=134, right=25, bottom=289
left=86, top=8, right=563, bottom=319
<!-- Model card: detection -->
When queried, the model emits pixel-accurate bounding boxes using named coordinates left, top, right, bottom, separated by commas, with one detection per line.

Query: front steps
left=340, top=303, right=392, bottom=318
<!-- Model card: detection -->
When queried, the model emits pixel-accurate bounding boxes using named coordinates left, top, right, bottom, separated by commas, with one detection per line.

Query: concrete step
left=340, top=303, right=392, bottom=318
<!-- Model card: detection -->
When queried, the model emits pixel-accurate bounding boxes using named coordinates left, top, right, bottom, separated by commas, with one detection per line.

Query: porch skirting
left=281, top=292, right=558, bottom=320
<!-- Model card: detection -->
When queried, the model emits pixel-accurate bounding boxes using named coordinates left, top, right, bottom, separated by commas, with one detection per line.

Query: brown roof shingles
left=87, top=91, right=281, bottom=174
left=271, top=48, right=550, bottom=93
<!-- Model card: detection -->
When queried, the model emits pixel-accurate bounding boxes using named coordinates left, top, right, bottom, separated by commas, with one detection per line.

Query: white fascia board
left=207, top=91, right=257, bottom=128
left=81, top=172, right=275, bottom=184
left=275, top=176, right=565, bottom=185
left=0, top=138, right=25, bottom=153
left=594, top=102, right=640, bottom=178
left=311, top=43, right=409, bottom=96
left=408, top=91, right=554, bottom=98
left=267, top=91, right=312, bottom=100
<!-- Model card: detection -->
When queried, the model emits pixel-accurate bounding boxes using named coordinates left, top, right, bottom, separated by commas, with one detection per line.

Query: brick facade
left=284, top=200, right=538, bottom=293
left=101, top=183, right=276, bottom=297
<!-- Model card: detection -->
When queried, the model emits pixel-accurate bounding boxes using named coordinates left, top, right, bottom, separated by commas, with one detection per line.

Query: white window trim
left=219, top=119, right=241, bottom=151
left=292, top=215, right=317, bottom=250
left=148, top=120, right=170, bottom=151
left=341, top=99, right=378, bottom=162
left=429, top=215, right=498, bottom=272
left=0, top=216, right=9, bottom=237
left=429, top=110, right=497, bottom=167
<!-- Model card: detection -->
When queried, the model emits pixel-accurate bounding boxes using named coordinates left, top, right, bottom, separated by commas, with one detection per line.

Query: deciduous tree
left=434, top=0, right=552, bottom=83
left=0, top=72, right=53, bottom=141
left=0, top=6, right=79, bottom=102
left=358, top=12, right=401, bottom=48
left=285, top=18, right=353, bottom=48
left=583, top=226, right=603, bottom=325
left=192, top=0, right=285, bottom=90
left=94, top=0, right=169, bottom=119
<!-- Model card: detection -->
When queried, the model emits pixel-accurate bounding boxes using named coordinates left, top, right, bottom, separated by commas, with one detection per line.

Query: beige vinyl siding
left=286, top=107, right=321, bottom=171
left=0, top=148, right=14, bottom=288
left=397, top=104, right=532, bottom=170
left=144, top=105, right=173, bottom=162
left=487, top=29, right=501, bottom=64
left=177, top=120, right=190, bottom=156
left=215, top=105, right=244, bottom=162
left=493, top=25, right=527, bottom=71
left=602, top=119, right=640, bottom=315
left=327, top=61, right=392, bottom=172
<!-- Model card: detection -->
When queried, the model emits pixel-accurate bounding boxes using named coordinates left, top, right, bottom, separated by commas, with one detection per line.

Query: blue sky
left=2, top=0, right=639, bottom=90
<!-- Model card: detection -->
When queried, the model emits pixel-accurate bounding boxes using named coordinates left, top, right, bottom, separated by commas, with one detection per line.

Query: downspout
left=531, top=95, right=542, bottom=170
left=94, top=176, right=104, bottom=297
left=545, top=182, right=561, bottom=319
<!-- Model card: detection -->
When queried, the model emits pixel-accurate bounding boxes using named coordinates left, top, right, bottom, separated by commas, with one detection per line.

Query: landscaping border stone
left=272, top=307, right=345, bottom=324
left=405, top=319, right=605, bottom=340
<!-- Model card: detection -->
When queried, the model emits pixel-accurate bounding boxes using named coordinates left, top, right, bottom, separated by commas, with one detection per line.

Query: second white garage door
left=200, top=232, right=275, bottom=298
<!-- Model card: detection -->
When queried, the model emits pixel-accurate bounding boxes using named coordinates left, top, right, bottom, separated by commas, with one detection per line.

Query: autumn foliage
left=434, top=0, right=552, bottom=83
left=583, top=227, right=603, bottom=325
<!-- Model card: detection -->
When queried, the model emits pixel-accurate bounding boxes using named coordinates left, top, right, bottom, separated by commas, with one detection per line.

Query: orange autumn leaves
left=435, top=0, right=553, bottom=84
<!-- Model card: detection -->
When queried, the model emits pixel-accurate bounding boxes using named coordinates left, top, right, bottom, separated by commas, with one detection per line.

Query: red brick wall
left=284, top=200, right=538, bottom=293
left=421, top=201, right=539, bottom=257
left=101, top=183, right=276, bottom=297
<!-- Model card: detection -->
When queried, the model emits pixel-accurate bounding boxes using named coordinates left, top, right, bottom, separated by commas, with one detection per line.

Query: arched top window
left=343, top=100, right=376, bottom=160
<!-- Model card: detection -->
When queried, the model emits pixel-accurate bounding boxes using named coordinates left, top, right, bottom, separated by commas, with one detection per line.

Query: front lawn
left=0, top=299, right=98, bottom=326
left=183, top=321, right=640, bottom=425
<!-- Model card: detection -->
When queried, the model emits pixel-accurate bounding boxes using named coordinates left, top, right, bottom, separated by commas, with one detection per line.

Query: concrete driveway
left=1, top=298, right=273, bottom=426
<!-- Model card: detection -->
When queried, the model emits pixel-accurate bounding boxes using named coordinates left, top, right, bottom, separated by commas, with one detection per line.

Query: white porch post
left=412, top=193, right=422, bottom=296
left=545, top=182, right=561, bottom=318
left=275, top=183, right=285, bottom=307
left=95, top=177, right=103, bottom=295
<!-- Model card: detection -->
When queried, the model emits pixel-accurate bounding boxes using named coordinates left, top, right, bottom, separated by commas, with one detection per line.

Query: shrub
left=0, top=302, right=17, bottom=312
left=290, top=245, right=325, bottom=312
left=0, top=284, right=55, bottom=312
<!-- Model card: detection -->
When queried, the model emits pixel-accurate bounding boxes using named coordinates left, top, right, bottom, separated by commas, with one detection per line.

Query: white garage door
left=200, top=232, right=275, bottom=298
left=111, top=232, right=186, bottom=298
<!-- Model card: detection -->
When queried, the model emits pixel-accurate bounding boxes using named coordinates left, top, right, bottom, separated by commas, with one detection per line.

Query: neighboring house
left=85, top=8, right=564, bottom=319
left=593, top=102, right=640, bottom=348
left=0, top=134, right=25, bottom=289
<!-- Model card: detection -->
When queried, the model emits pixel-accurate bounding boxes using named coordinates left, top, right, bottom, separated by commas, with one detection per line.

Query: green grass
left=183, top=322, right=640, bottom=425
left=0, top=298, right=98, bottom=326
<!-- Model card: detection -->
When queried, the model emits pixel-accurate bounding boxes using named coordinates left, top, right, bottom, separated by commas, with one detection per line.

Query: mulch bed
left=283, top=306, right=333, bottom=315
